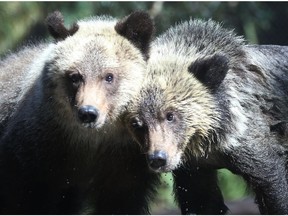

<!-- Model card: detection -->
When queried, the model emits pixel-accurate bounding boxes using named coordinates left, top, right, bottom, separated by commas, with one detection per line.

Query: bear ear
left=46, top=11, right=79, bottom=41
left=115, top=11, right=155, bottom=61
left=188, top=54, right=229, bottom=91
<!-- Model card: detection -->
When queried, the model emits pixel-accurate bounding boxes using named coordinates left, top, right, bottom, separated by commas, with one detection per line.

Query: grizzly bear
left=0, top=11, right=160, bottom=214
left=124, top=19, right=288, bottom=214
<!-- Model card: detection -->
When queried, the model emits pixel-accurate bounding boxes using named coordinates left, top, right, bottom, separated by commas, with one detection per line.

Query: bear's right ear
left=46, top=11, right=79, bottom=41
left=115, top=11, right=155, bottom=61
left=188, top=54, right=229, bottom=92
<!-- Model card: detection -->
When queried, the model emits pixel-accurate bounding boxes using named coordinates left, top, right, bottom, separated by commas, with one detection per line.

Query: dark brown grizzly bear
left=0, top=11, right=161, bottom=214
left=125, top=18, right=288, bottom=214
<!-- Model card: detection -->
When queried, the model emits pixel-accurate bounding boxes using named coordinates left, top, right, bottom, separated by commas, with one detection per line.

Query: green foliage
left=1, top=2, right=288, bottom=56
left=150, top=173, right=178, bottom=214
left=150, top=170, right=251, bottom=213
left=0, top=2, right=42, bottom=54
left=218, top=169, right=251, bottom=201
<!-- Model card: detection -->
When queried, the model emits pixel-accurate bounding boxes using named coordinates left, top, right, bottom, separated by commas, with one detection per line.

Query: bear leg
left=173, top=165, right=228, bottom=214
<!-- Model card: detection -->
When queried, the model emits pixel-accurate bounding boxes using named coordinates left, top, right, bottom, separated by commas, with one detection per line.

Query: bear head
left=42, top=11, right=154, bottom=129
left=125, top=53, right=229, bottom=172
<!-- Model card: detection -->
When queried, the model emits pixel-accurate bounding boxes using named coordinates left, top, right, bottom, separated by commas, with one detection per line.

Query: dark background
left=1, top=1, right=287, bottom=214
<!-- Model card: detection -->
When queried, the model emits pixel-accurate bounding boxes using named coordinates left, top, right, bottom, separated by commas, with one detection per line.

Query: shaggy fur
left=125, top=19, right=288, bottom=214
left=0, top=11, right=160, bottom=214
left=0, top=44, right=48, bottom=137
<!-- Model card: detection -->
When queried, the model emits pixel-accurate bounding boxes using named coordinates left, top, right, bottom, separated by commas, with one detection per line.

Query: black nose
left=78, top=105, right=99, bottom=123
left=147, top=150, right=167, bottom=170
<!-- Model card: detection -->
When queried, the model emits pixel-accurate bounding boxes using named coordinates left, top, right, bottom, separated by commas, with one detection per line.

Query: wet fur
left=125, top=19, right=288, bottom=214
left=0, top=11, right=160, bottom=214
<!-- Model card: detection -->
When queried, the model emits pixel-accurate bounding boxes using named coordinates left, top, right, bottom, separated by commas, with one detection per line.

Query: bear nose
left=78, top=105, right=99, bottom=123
left=147, top=150, right=167, bottom=170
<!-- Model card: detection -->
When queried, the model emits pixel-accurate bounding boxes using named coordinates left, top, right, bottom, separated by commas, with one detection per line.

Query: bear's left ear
left=46, top=11, right=79, bottom=41
left=115, top=11, right=155, bottom=61
left=188, top=54, right=229, bottom=92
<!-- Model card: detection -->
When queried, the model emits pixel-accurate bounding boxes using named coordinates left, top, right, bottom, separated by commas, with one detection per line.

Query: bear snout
left=78, top=105, right=99, bottom=123
left=147, top=150, right=167, bottom=170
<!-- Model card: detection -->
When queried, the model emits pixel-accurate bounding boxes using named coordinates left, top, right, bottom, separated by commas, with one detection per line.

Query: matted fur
left=125, top=19, right=288, bottom=214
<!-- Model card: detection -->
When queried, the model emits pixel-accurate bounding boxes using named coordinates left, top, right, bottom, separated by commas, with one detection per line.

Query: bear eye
left=105, top=73, right=114, bottom=83
left=68, top=72, right=83, bottom=88
left=166, top=112, right=175, bottom=122
left=130, top=117, right=143, bottom=129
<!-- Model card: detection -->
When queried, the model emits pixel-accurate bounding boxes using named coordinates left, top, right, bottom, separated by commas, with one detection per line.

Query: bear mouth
left=148, top=165, right=171, bottom=173
left=81, top=122, right=98, bottom=129
left=81, top=121, right=105, bottom=129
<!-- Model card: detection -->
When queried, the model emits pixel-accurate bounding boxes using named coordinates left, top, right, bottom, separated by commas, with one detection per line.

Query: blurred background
left=1, top=1, right=288, bottom=214
left=1, top=1, right=288, bottom=57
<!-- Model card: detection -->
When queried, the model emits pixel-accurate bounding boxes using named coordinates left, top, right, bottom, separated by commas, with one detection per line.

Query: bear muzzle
left=78, top=105, right=99, bottom=124
left=147, top=150, right=167, bottom=171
